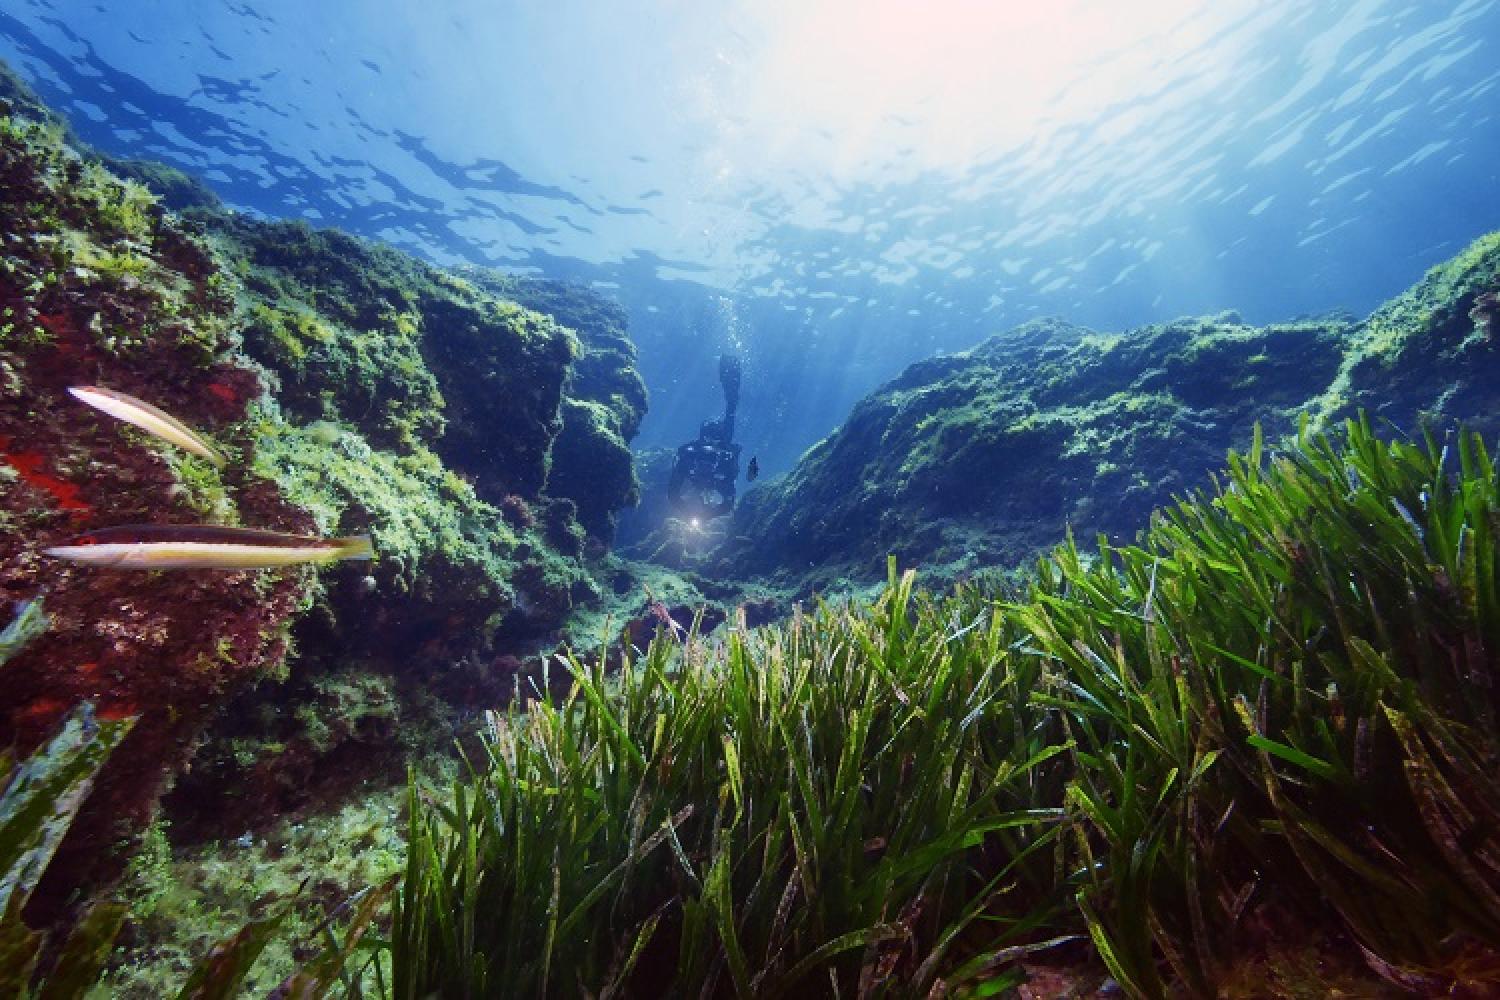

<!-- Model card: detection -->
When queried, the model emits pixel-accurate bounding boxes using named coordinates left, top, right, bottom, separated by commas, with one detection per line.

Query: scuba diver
left=668, top=352, right=742, bottom=520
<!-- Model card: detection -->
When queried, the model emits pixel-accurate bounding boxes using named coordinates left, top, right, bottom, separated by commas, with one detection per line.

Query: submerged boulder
left=1316, top=231, right=1500, bottom=433
left=204, top=213, right=581, bottom=498
left=719, top=315, right=1349, bottom=582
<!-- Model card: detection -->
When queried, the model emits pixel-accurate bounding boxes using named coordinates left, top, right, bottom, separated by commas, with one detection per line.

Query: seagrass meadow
left=382, top=416, right=1500, bottom=997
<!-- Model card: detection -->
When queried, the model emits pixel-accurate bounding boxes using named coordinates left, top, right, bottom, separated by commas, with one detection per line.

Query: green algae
left=204, top=212, right=585, bottom=499
left=292, top=669, right=399, bottom=757
left=0, top=114, right=234, bottom=368
left=162, top=451, right=236, bottom=525
left=100, top=157, right=222, bottom=214
left=0, top=71, right=666, bottom=983
left=250, top=410, right=526, bottom=606
left=464, top=268, right=648, bottom=539
left=1, top=87, right=325, bottom=914
left=1313, top=230, right=1500, bottom=431
left=549, top=396, right=639, bottom=538
left=97, top=781, right=424, bottom=999
left=721, top=236, right=1500, bottom=591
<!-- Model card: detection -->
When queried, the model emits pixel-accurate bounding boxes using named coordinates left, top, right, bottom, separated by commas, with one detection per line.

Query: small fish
left=747, top=456, right=759, bottom=482
left=69, top=386, right=226, bottom=467
left=44, top=524, right=374, bottom=570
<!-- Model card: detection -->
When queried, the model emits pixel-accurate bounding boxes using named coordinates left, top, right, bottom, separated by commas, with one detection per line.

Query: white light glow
left=711, top=0, right=1265, bottom=180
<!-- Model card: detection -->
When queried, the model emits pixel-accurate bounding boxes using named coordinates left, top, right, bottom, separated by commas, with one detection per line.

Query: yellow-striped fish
left=68, top=386, right=226, bottom=467
left=44, top=524, right=374, bottom=570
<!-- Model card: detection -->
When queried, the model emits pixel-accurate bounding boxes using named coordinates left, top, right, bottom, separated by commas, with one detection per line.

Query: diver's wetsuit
left=668, top=353, right=743, bottom=519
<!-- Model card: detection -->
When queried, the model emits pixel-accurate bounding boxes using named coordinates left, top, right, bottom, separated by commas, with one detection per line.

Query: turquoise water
left=3, top=0, right=1497, bottom=473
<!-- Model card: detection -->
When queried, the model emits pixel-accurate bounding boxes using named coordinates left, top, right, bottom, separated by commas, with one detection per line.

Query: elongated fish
left=44, top=524, right=374, bottom=570
left=68, top=386, right=226, bottom=467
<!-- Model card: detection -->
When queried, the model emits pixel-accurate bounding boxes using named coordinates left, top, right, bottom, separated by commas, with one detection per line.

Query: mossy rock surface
left=0, top=107, right=311, bottom=913
left=465, top=269, right=648, bottom=539
left=721, top=234, right=1500, bottom=587
left=201, top=212, right=580, bottom=496
left=203, top=217, right=645, bottom=540
left=0, top=67, right=652, bottom=909
left=547, top=397, right=638, bottom=541
left=1318, top=230, right=1500, bottom=433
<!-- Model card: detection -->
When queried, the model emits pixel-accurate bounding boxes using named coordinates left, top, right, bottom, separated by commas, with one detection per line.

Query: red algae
left=0, top=105, right=339, bottom=936
left=15, top=696, right=67, bottom=725
left=0, top=435, right=91, bottom=514
left=97, top=702, right=141, bottom=722
left=36, top=311, right=73, bottom=336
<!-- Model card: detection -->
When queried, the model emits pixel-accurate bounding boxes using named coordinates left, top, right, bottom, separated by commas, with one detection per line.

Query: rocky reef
left=0, top=105, right=309, bottom=914
left=10, top=48, right=1500, bottom=995
left=0, top=70, right=648, bottom=908
left=718, top=234, right=1500, bottom=588
left=462, top=267, right=647, bottom=544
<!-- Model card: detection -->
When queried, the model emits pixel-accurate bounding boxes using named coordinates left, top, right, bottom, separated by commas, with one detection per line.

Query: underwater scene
left=1, top=1, right=1500, bottom=996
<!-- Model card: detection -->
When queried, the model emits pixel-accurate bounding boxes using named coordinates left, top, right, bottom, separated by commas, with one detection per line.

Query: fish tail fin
left=333, top=535, right=375, bottom=561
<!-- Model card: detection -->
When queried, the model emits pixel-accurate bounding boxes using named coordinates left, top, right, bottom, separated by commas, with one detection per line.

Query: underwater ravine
left=4, top=30, right=1500, bottom=1000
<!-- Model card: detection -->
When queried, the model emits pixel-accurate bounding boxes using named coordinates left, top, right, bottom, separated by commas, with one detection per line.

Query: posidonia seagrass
left=389, top=416, right=1500, bottom=997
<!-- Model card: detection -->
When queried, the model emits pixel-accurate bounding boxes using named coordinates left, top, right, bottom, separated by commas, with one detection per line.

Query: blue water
left=4, top=0, right=1498, bottom=477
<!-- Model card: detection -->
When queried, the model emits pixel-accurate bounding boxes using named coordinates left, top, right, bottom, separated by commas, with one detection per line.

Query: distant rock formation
left=718, top=233, right=1500, bottom=589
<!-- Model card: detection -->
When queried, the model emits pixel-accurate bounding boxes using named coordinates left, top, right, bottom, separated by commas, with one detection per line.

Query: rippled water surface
left=5, top=0, right=1497, bottom=472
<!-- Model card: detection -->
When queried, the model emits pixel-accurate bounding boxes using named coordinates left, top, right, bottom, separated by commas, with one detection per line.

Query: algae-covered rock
left=468, top=271, right=647, bottom=441
left=1319, top=231, right=1500, bottom=434
left=464, top=270, right=648, bottom=540
left=187, top=217, right=623, bottom=655
left=720, top=311, right=1352, bottom=583
left=103, top=158, right=223, bottom=214
left=159, top=661, right=416, bottom=840
left=717, top=233, right=1500, bottom=588
left=201, top=213, right=580, bottom=496
left=131, top=196, right=647, bottom=852
left=549, top=396, right=638, bottom=541
left=200, top=217, right=646, bottom=545
left=0, top=67, right=651, bottom=911
left=0, top=106, right=311, bottom=910
left=0, top=62, right=55, bottom=125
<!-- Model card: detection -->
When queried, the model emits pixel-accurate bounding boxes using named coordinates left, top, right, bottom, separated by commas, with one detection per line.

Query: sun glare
left=718, top=0, right=1259, bottom=180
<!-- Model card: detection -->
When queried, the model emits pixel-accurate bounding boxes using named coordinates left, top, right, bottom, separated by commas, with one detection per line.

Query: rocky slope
left=0, top=73, right=647, bottom=900
left=717, top=234, right=1500, bottom=588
